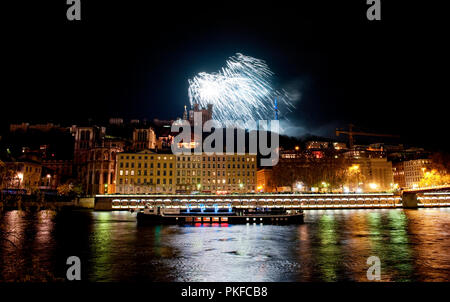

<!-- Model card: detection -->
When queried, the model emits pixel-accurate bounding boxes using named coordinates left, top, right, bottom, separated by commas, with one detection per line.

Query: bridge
left=95, top=193, right=404, bottom=210
left=402, top=184, right=450, bottom=194
left=401, top=185, right=450, bottom=208
left=95, top=188, right=450, bottom=210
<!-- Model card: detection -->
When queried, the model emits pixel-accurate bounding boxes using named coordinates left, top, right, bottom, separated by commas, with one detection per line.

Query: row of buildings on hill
left=257, top=141, right=439, bottom=193
left=1, top=103, right=446, bottom=195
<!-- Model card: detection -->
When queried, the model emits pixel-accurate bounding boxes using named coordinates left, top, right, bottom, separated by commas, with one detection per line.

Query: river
left=1, top=208, right=449, bottom=282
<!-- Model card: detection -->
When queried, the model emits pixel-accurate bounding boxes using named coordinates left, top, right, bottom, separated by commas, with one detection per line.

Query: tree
left=57, top=181, right=83, bottom=197
left=419, top=169, right=450, bottom=188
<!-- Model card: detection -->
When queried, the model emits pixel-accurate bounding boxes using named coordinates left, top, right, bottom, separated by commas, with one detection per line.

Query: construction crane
left=335, top=124, right=400, bottom=148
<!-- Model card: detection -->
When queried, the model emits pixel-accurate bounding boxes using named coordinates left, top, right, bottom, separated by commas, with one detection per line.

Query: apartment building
left=115, top=151, right=257, bottom=194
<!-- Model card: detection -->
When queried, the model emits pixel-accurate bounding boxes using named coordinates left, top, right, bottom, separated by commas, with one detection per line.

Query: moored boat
left=136, top=206, right=304, bottom=225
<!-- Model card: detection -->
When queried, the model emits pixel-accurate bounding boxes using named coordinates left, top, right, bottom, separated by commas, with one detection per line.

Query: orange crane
left=335, top=124, right=400, bottom=148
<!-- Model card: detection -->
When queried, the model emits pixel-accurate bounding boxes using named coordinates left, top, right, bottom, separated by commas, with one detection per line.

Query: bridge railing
left=417, top=192, right=450, bottom=207
left=107, top=194, right=402, bottom=210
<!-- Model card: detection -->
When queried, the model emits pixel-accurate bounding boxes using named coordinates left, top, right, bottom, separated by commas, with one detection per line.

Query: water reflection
left=0, top=210, right=57, bottom=281
left=405, top=209, right=450, bottom=281
left=1, top=208, right=449, bottom=282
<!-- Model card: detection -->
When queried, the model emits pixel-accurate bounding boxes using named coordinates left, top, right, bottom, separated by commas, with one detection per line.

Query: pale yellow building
left=175, top=153, right=257, bottom=193
left=116, top=150, right=176, bottom=194
left=115, top=151, right=257, bottom=194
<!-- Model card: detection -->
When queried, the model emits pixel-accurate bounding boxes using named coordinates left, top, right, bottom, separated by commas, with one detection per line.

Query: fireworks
left=188, top=53, right=294, bottom=126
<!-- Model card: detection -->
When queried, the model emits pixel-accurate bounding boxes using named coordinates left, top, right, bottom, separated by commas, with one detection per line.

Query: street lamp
left=369, top=183, right=378, bottom=191
left=17, top=172, right=23, bottom=189
left=46, top=174, right=51, bottom=187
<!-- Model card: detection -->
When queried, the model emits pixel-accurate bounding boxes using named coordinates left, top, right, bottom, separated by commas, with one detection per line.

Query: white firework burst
left=188, top=53, right=294, bottom=126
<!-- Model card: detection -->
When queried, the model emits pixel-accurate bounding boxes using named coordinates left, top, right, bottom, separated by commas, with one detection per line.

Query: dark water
left=1, top=208, right=450, bottom=282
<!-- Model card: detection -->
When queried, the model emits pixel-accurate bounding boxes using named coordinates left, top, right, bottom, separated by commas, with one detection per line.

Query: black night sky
left=2, top=1, right=448, bottom=149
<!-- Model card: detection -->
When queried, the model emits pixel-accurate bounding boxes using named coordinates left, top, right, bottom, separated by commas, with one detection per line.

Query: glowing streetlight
left=369, top=183, right=378, bottom=190
left=296, top=182, right=304, bottom=191
left=349, top=164, right=360, bottom=172
left=16, top=172, right=23, bottom=189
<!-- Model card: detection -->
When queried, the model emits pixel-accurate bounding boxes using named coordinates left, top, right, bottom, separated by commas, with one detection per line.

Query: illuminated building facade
left=305, top=141, right=329, bottom=149
left=175, top=153, right=257, bottom=193
left=351, top=157, right=394, bottom=192
left=404, top=158, right=432, bottom=189
left=256, top=168, right=275, bottom=192
left=73, top=126, right=125, bottom=195
left=116, top=150, right=176, bottom=194
left=392, top=161, right=406, bottom=189
left=115, top=151, right=257, bottom=194
left=132, top=127, right=156, bottom=151
left=188, top=103, right=213, bottom=126
left=2, top=160, right=42, bottom=193
left=86, top=142, right=123, bottom=195
left=42, top=159, right=74, bottom=189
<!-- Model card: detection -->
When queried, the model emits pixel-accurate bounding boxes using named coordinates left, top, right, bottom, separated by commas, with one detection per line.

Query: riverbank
left=0, top=197, right=94, bottom=211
